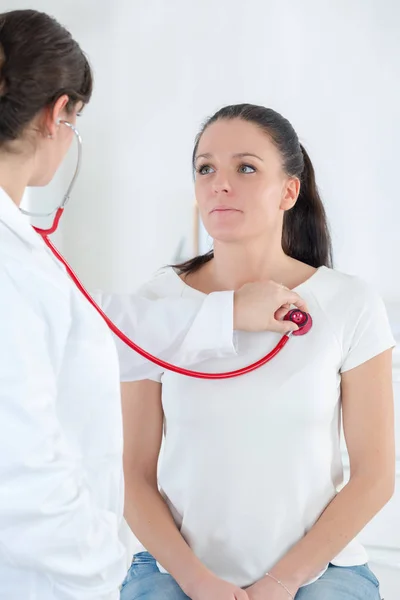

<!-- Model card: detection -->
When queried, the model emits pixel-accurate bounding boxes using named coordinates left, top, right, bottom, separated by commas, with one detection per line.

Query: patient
left=118, top=104, right=394, bottom=600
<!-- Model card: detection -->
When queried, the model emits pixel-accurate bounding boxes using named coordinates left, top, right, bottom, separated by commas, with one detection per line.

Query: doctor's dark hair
left=175, top=104, right=333, bottom=274
left=0, top=9, right=93, bottom=146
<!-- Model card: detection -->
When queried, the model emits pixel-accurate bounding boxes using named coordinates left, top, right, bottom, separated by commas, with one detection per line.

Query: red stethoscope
left=23, top=121, right=313, bottom=380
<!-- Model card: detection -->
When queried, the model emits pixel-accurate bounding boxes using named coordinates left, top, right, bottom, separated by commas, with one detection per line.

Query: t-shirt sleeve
left=340, top=281, right=396, bottom=373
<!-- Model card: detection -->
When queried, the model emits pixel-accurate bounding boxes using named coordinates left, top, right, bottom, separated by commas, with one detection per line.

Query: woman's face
left=194, top=118, right=298, bottom=245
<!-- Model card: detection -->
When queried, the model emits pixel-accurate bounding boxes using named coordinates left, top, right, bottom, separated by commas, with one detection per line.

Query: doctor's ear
left=280, top=177, right=300, bottom=211
left=44, top=94, right=69, bottom=138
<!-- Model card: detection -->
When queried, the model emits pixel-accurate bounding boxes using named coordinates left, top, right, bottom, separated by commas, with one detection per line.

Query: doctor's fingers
left=274, top=303, right=291, bottom=322
left=278, top=289, right=308, bottom=314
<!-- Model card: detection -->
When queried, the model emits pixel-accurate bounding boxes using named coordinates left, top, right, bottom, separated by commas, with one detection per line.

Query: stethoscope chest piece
left=284, top=309, right=313, bottom=336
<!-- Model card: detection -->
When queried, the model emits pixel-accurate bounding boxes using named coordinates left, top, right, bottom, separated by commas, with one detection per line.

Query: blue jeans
left=120, top=551, right=381, bottom=600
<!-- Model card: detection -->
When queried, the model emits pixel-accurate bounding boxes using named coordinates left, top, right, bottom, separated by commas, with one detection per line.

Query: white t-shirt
left=113, top=265, right=395, bottom=588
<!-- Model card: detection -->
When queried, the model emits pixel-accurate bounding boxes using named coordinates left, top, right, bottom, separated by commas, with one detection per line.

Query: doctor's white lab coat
left=0, top=188, right=235, bottom=600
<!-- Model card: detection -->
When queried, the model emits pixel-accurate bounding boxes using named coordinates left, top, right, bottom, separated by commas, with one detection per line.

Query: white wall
left=3, top=1, right=400, bottom=596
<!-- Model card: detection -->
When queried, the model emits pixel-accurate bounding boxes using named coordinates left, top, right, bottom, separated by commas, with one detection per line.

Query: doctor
left=0, top=9, right=308, bottom=600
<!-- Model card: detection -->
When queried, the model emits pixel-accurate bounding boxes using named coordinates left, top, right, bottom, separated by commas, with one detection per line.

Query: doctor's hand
left=185, top=571, right=249, bottom=600
left=234, top=280, right=308, bottom=333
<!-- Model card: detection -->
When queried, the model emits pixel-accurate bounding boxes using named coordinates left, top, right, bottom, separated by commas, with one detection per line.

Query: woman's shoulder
left=313, top=266, right=383, bottom=307
left=310, top=266, right=392, bottom=345
left=314, top=268, right=395, bottom=371
left=136, top=267, right=185, bottom=300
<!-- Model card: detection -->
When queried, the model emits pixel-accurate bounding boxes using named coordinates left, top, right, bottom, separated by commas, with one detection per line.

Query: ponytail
left=282, top=144, right=333, bottom=268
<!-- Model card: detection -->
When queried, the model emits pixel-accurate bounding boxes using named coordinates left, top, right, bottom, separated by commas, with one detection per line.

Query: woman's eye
left=197, top=165, right=215, bottom=175
left=239, top=164, right=256, bottom=174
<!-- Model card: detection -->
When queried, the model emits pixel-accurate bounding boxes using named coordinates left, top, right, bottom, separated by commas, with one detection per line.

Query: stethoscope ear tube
left=35, top=229, right=313, bottom=379
left=35, top=229, right=296, bottom=379
left=20, top=121, right=82, bottom=219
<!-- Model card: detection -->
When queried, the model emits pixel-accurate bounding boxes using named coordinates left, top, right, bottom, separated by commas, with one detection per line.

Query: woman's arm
left=248, top=349, right=395, bottom=597
left=122, top=381, right=249, bottom=600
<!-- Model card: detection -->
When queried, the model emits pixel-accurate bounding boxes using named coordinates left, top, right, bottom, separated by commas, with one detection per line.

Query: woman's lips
left=210, top=206, right=241, bottom=214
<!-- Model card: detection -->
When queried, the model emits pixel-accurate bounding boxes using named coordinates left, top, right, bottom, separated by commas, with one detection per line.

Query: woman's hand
left=246, top=575, right=298, bottom=599
left=185, top=571, right=249, bottom=600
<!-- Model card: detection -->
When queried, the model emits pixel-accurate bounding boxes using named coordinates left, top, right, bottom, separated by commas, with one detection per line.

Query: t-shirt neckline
left=170, top=265, right=327, bottom=298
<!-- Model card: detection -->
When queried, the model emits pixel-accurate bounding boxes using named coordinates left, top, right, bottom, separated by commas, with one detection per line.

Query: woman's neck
left=187, top=238, right=317, bottom=294
left=212, top=242, right=288, bottom=290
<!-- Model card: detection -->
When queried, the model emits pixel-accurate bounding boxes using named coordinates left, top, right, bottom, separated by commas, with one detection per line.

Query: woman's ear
left=280, top=177, right=300, bottom=211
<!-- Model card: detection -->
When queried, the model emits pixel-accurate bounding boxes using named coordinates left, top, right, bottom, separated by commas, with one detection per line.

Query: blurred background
left=2, top=1, right=399, bottom=596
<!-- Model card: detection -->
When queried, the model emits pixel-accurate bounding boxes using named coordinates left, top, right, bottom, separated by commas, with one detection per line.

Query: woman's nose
left=212, top=172, right=231, bottom=194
